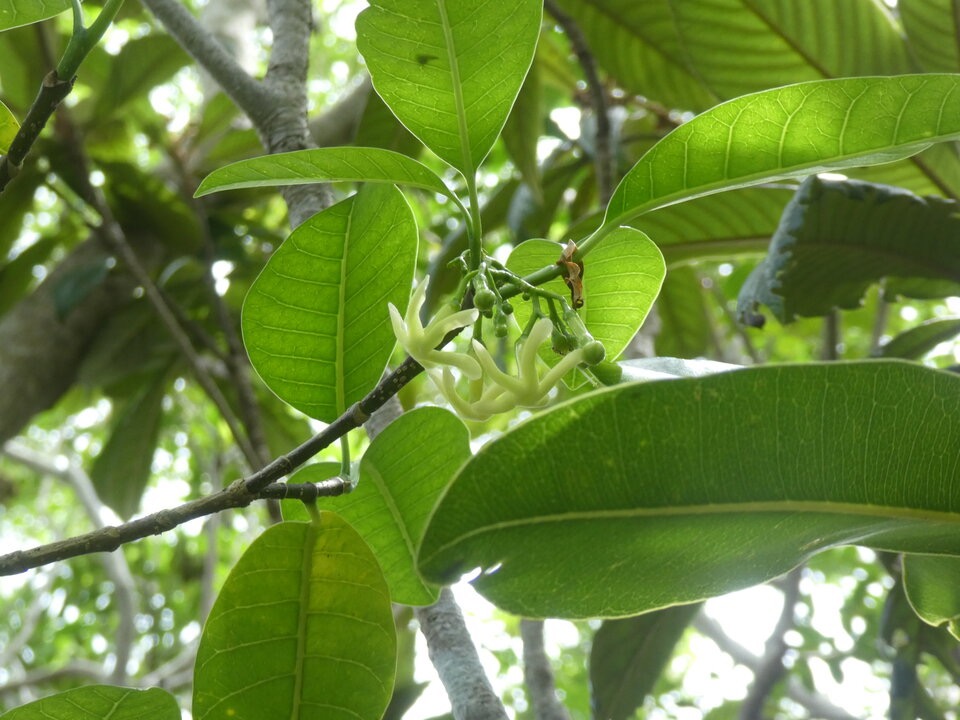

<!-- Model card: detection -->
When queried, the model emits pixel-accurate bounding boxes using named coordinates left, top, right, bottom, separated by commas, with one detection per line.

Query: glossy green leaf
left=737, top=176, right=960, bottom=324
left=242, top=183, right=417, bottom=422
left=294, top=407, right=470, bottom=605
left=903, top=555, right=960, bottom=633
left=554, top=0, right=716, bottom=112
left=900, top=0, right=960, bottom=72
left=196, top=147, right=464, bottom=215
left=418, top=362, right=960, bottom=618
left=0, top=0, right=69, bottom=31
left=877, top=317, right=960, bottom=359
left=601, top=75, right=960, bottom=234
left=193, top=515, right=396, bottom=720
left=0, top=98, right=17, bottom=153
left=590, top=604, right=701, bottom=720
left=672, top=0, right=911, bottom=100
left=507, top=228, right=665, bottom=363
left=356, top=0, right=541, bottom=176
left=0, top=686, right=179, bottom=719
left=91, top=369, right=168, bottom=518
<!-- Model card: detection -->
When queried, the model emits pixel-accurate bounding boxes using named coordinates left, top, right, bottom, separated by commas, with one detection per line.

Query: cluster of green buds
left=388, top=269, right=607, bottom=421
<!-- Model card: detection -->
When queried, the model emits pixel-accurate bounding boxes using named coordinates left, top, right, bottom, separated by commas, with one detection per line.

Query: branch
left=0, top=73, right=74, bottom=194
left=520, top=620, right=570, bottom=720
left=0, top=348, right=422, bottom=575
left=137, top=0, right=272, bottom=127
left=693, top=614, right=859, bottom=720
left=415, top=588, right=509, bottom=720
left=543, top=0, right=613, bottom=204
left=0, top=662, right=107, bottom=696
left=739, top=568, right=802, bottom=720
left=67, top=152, right=264, bottom=470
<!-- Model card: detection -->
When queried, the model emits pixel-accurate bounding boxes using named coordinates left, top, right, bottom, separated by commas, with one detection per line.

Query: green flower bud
left=580, top=339, right=606, bottom=365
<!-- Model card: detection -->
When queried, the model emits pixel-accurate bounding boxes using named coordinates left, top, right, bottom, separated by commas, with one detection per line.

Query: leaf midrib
left=292, top=522, right=317, bottom=720
left=436, top=0, right=474, bottom=177
left=422, top=499, right=960, bottom=565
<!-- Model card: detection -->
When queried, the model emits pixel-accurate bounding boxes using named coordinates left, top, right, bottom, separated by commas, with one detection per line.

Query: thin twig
left=738, top=568, right=802, bottom=720
left=0, top=349, right=421, bottom=575
left=544, top=0, right=613, bottom=204
left=822, top=311, right=840, bottom=361
left=415, top=588, right=509, bottom=720
left=693, top=614, right=858, bottom=720
left=520, top=620, right=571, bottom=720
left=137, top=0, right=272, bottom=127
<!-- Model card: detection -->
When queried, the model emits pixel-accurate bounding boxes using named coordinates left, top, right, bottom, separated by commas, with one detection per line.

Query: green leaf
left=553, top=0, right=716, bottom=112
left=877, top=318, right=960, bottom=360
left=903, top=555, right=960, bottom=632
left=635, top=185, right=793, bottom=266
left=297, top=407, right=470, bottom=605
left=196, top=147, right=465, bottom=216
left=601, top=75, right=960, bottom=234
left=0, top=98, right=17, bottom=153
left=193, top=515, right=396, bottom=720
left=501, top=54, right=543, bottom=201
left=737, top=176, right=960, bottom=324
left=418, top=361, right=960, bottom=618
left=91, top=370, right=168, bottom=519
left=242, top=183, right=418, bottom=422
left=0, top=0, right=69, bottom=31
left=672, top=0, right=911, bottom=100
left=91, top=35, right=190, bottom=119
left=654, top=267, right=712, bottom=358
left=0, top=686, right=179, bottom=720
left=354, top=91, right=423, bottom=157
left=589, top=604, right=701, bottom=720
left=356, top=0, right=542, bottom=176
left=0, top=237, right=57, bottom=318
left=507, top=228, right=665, bottom=362
left=900, top=0, right=960, bottom=73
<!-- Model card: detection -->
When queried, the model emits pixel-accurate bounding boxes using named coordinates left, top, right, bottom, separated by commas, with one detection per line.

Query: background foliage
left=3, top=1, right=960, bottom=720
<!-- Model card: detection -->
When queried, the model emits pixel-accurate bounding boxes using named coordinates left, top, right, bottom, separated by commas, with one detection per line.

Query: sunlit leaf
left=419, top=362, right=960, bottom=618
left=507, top=228, right=665, bottom=364
left=356, top=0, right=541, bottom=176
left=194, top=515, right=396, bottom=720
left=738, top=176, right=960, bottom=324
left=296, top=407, right=471, bottom=605
left=0, top=0, right=69, bottom=31
left=196, top=147, right=464, bottom=215
left=900, top=0, right=960, bottom=73
left=672, top=0, right=911, bottom=99
left=600, top=75, right=960, bottom=234
left=553, top=0, right=716, bottom=112
left=0, top=686, right=179, bottom=720
left=242, top=183, right=417, bottom=422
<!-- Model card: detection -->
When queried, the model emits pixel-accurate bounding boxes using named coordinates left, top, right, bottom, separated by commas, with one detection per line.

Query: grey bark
left=415, top=588, right=509, bottom=720
left=0, top=238, right=134, bottom=445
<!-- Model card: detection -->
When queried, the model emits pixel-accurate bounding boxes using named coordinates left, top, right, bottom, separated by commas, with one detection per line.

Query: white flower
left=390, top=279, right=588, bottom=421
left=388, top=277, right=481, bottom=379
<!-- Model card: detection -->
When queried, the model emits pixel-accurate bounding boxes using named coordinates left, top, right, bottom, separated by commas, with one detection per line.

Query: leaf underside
left=418, top=361, right=960, bottom=618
